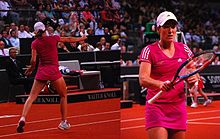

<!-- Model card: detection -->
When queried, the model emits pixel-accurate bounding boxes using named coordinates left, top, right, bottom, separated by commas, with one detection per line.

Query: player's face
left=158, top=20, right=177, bottom=43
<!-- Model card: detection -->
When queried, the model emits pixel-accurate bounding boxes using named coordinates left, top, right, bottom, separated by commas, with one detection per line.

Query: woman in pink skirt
left=17, top=22, right=87, bottom=133
left=139, top=11, right=197, bottom=139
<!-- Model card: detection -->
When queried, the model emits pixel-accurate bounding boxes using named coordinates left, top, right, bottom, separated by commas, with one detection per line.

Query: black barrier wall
left=0, top=50, right=120, bottom=69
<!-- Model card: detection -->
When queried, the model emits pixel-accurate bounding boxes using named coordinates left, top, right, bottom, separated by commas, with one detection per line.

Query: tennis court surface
left=0, top=100, right=220, bottom=139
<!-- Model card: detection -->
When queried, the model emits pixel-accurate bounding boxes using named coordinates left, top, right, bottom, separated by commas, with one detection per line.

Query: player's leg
left=168, top=129, right=185, bottom=139
left=147, top=127, right=168, bottom=139
left=51, top=77, right=70, bottom=130
left=189, top=84, right=198, bottom=108
left=17, top=79, right=46, bottom=133
left=197, top=80, right=212, bottom=106
left=198, top=88, right=212, bottom=106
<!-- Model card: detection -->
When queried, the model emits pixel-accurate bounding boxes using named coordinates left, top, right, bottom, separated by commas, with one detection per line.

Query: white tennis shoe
left=190, top=102, right=198, bottom=108
left=58, top=120, right=71, bottom=130
left=203, top=99, right=212, bottom=106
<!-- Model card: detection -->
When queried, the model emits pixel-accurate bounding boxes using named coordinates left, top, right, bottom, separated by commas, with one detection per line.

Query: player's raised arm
left=59, top=36, right=87, bottom=43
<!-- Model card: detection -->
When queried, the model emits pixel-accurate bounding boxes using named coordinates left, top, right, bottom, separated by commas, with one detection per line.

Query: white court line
left=121, top=125, right=145, bottom=130
left=0, top=110, right=120, bottom=128
left=188, top=121, right=220, bottom=126
left=188, top=116, right=220, bottom=122
left=0, top=119, right=120, bottom=138
left=188, top=110, right=220, bottom=115
left=0, top=115, right=19, bottom=119
left=1, top=108, right=220, bottom=136
left=121, top=117, right=144, bottom=122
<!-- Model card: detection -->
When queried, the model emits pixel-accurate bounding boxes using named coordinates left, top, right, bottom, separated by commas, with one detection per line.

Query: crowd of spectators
left=0, top=0, right=220, bottom=66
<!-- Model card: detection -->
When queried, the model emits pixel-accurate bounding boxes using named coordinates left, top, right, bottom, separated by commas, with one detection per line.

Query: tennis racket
left=148, top=50, right=217, bottom=104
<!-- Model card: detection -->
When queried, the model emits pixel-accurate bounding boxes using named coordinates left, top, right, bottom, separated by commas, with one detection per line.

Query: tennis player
left=17, top=22, right=87, bottom=133
left=139, top=11, right=197, bottom=139
left=189, top=74, right=212, bottom=108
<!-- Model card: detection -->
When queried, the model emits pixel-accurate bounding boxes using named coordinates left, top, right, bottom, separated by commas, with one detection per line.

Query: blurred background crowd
left=0, top=0, right=220, bottom=65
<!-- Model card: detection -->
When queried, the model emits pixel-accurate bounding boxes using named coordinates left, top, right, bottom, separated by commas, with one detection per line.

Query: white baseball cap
left=156, top=11, right=178, bottom=27
left=34, top=22, right=45, bottom=32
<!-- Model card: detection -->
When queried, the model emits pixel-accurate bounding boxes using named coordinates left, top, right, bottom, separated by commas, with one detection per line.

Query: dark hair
left=35, top=30, right=45, bottom=38
left=10, top=29, right=16, bottom=36
left=9, top=47, right=17, bottom=53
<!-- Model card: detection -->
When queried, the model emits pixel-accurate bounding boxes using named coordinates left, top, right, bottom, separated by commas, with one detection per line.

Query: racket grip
left=147, top=90, right=163, bottom=104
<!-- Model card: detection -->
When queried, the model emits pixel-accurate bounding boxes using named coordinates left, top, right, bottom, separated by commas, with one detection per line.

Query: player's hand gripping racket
left=148, top=50, right=217, bottom=104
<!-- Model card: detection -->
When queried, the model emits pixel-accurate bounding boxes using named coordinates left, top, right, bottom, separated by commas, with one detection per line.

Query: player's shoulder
left=142, top=42, right=158, bottom=51
left=175, top=42, right=190, bottom=50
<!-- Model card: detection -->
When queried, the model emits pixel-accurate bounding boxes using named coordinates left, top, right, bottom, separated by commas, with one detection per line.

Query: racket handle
left=147, top=90, right=163, bottom=104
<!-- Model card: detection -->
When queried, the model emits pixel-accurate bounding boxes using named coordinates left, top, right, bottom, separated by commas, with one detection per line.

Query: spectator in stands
left=78, top=41, right=94, bottom=51
left=54, top=25, right=61, bottom=36
left=5, top=47, right=33, bottom=94
left=62, top=0, right=74, bottom=8
left=95, top=22, right=105, bottom=35
left=126, top=60, right=133, bottom=66
left=46, top=26, right=54, bottom=36
left=100, top=37, right=106, bottom=50
left=81, top=4, right=96, bottom=28
left=120, top=25, right=128, bottom=44
left=93, top=41, right=102, bottom=51
left=120, top=55, right=126, bottom=66
left=35, top=3, right=46, bottom=22
left=57, top=42, right=70, bottom=53
left=0, top=0, right=20, bottom=24
left=78, top=23, right=88, bottom=36
left=9, top=22, right=18, bottom=34
left=9, top=29, right=20, bottom=52
left=62, top=23, right=71, bottom=37
left=104, top=27, right=110, bottom=36
left=0, top=40, right=9, bottom=56
left=79, top=0, right=88, bottom=9
left=3, top=24, right=10, bottom=34
left=111, top=0, right=121, bottom=10
left=132, top=55, right=140, bottom=66
left=211, top=56, right=220, bottom=65
left=120, top=43, right=127, bottom=53
left=211, top=31, right=219, bottom=46
left=18, top=24, right=33, bottom=38
left=43, top=4, right=56, bottom=23
left=80, top=42, right=89, bottom=52
left=61, top=5, right=70, bottom=24
left=0, top=30, right=13, bottom=48
left=66, top=42, right=80, bottom=52
left=69, top=4, right=79, bottom=32
left=110, top=24, right=120, bottom=35
left=111, top=37, right=122, bottom=50
left=24, top=25, right=35, bottom=37
left=16, top=21, right=87, bottom=133
left=103, top=42, right=111, bottom=51
left=36, top=3, right=56, bottom=29
left=185, top=29, right=193, bottom=46
left=86, top=27, right=94, bottom=36
left=52, top=0, right=63, bottom=10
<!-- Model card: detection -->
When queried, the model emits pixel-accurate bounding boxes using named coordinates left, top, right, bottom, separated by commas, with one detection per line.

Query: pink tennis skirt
left=145, top=101, right=187, bottom=130
left=35, top=65, right=62, bottom=81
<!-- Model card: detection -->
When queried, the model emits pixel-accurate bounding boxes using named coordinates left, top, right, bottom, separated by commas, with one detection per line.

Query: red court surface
left=0, top=100, right=220, bottom=139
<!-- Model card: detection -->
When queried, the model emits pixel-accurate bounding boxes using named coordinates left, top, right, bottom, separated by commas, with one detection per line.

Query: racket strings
left=178, top=52, right=216, bottom=78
